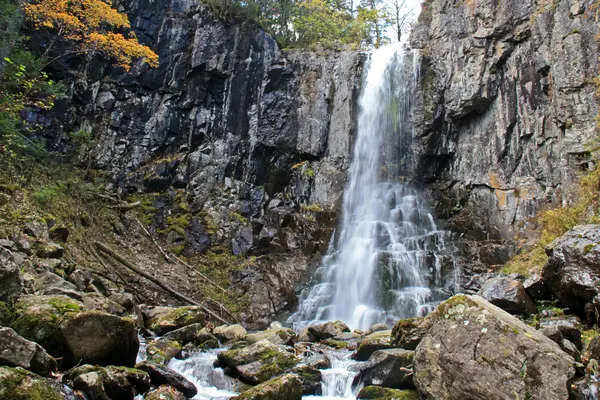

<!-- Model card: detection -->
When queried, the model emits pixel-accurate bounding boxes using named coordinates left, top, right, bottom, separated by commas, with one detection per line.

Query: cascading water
left=289, top=44, right=458, bottom=331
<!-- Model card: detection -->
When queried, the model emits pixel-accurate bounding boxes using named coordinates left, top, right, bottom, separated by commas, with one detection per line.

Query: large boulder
left=163, top=323, right=217, bottom=346
left=63, top=365, right=151, bottom=400
left=57, top=311, right=139, bottom=368
left=0, top=248, right=22, bottom=303
left=217, top=339, right=301, bottom=384
left=479, top=277, right=537, bottom=315
left=353, top=330, right=393, bottom=361
left=356, top=386, right=420, bottom=400
left=0, top=327, right=56, bottom=376
left=390, top=318, right=430, bottom=350
left=307, top=321, right=350, bottom=341
left=245, top=327, right=296, bottom=346
left=214, top=324, right=248, bottom=343
left=414, top=295, right=576, bottom=399
left=231, top=373, right=302, bottom=400
left=144, top=306, right=205, bottom=335
left=0, top=366, right=70, bottom=400
left=135, top=361, right=197, bottom=398
left=354, top=349, right=414, bottom=389
left=146, top=338, right=183, bottom=365
left=543, top=225, right=600, bottom=321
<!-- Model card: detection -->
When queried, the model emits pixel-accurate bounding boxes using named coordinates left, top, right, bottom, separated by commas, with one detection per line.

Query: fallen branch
left=93, top=241, right=230, bottom=325
left=134, top=218, right=171, bottom=262
left=172, top=254, right=229, bottom=295
left=112, top=201, right=141, bottom=211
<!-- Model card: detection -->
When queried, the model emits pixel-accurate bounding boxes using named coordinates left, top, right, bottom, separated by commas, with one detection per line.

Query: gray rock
left=35, top=242, right=64, bottom=259
left=540, top=324, right=582, bottom=350
left=543, top=225, right=600, bottom=322
left=135, top=361, right=197, bottom=398
left=245, top=327, right=296, bottom=346
left=0, top=327, right=57, bottom=376
left=414, top=295, right=575, bottom=399
left=145, top=386, right=186, bottom=400
left=0, top=248, right=22, bottom=302
left=307, top=321, right=350, bottom=341
left=34, top=271, right=79, bottom=293
left=163, top=323, right=217, bottom=346
left=24, top=221, right=48, bottom=240
left=63, top=365, right=151, bottom=400
left=354, top=349, right=414, bottom=389
left=231, top=373, right=302, bottom=400
left=390, top=317, right=431, bottom=351
left=0, top=366, right=71, bottom=399
left=144, top=306, right=205, bottom=335
left=479, top=276, right=537, bottom=315
left=523, top=273, right=549, bottom=301
left=353, top=330, right=394, bottom=361
left=357, top=386, right=420, bottom=400
left=292, top=365, right=322, bottom=396
left=214, top=324, right=247, bottom=343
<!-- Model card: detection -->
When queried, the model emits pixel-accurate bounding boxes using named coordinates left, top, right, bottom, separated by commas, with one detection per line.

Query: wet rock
left=214, top=324, right=248, bottom=343
left=0, top=366, right=69, bottom=400
left=144, top=306, right=205, bottom=335
left=63, top=365, right=151, bottom=400
left=217, top=339, right=301, bottom=384
left=35, top=242, right=64, bottom=259
left=353, top=330, right=393, bottom=361
left=163, top=323, right=217, bottom=346
left=569, top=377, right=599, bottom=400
left=0, top=248, right=22, bottom=302
left=145, top=385, right=186, bottom=400
left=296, top=328, right=316, bottom=342
left=354, top=349, right=414, bottom=389
left=135, top=361, right=197, bottom=398
left=540, top=325, right=582, bottom=350
left=543, top=225, right=600, bottom=321
left=307, top=321, right=350, bottom=341
left=297, top=344, right=331, bottom=369
left=479, top=277, right=537, bottom=315
left=390, top=317, right=431, bottom=350
left=367, top=323, right=389, bottom=334
left=523, top=273, right=549, bottom=301
left=146, top=338, right=183, bottom=365
left=357, top=386, right=420, bottom=400
left=291, top=365, right=322, bottom=395
left=0, top=327, right=56, bottom=376
left=245, top=327, right=296, bottom=346
left=57, top=311, right=139, bottom=368
left=414, top=295, right=576, bottom=399
left=232, top=373, right=302, bottom=400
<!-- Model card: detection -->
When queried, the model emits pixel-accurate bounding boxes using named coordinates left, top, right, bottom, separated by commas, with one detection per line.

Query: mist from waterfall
left=289, top=44, right=458, bottom=331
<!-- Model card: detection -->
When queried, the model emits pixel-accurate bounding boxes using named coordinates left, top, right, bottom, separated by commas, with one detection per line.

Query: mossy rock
left=147, top=306, right=205, bottom=335
left=147, top=338, right=183, bottom=365
left=63, top=365, right=150, bottom=400
left=9, top=295, right=84, bottom=357
left=145, top=385, right=186, bottom=400
left=357, top=386, right=420, bottom=400
left=354, top=330, right=393, bottom=361
left=391, top=317, right=431, bottom=350
left=245, top=328, right=296, bottom=346
left=232, top=373, right=302, bottom=400
left=214, top=324, right=248, bottom=343
left=0, top=366, right=67, bottom=400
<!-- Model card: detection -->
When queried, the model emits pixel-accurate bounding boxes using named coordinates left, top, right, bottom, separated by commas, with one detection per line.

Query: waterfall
left=289, top=44, right=458, bottom=331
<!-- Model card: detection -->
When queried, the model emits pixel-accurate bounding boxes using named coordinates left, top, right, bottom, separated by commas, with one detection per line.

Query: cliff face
left=408, top=0, right=599, bottom=282
left=46, top=0, right=363, bottom=326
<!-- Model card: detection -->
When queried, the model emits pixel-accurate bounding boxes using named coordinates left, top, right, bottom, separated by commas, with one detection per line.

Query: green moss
left=47, top=297, right=83, bottom=314
left=0, top=367, right=63, bottom=400
left=357, top=386, right=420, bottom=400
left=230, top=211, right=248, bottom=224
left=322, top=339, right=349, bottom=349
left=301, top=204, right=324, bottom=213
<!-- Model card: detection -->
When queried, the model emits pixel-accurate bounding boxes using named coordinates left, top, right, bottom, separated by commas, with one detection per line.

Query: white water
left=289, top=44, right=457, bottom=332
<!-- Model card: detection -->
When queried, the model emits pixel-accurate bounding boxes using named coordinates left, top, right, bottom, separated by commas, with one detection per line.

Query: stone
left=0, top=248, right=22, bottom=303
left=390, top=317, right=431, bottom=350
left=81, top=293, right=126, bottom=315
left=214, top=324, right=248, bottom=343
left=543, top=225, right=600, bottom=322
left=146, top=338, right=183, bottom=365
left=367, top=323, right=389, bottom=334
left=0, top=366, right=69, bottom=400
left=231, top=373, right=302, bottom=400
left=538, top=315, right=582, bottom=329
left=23, top=221, right=48, bottom=240
left=298, top=345, right=331, bottom=370
left=68, top=269, right=92, bottom=291
left=245, top=327, right=296, bottom=346
left=479, top=277, right=537, bottom=315
left=33, top=271, right=79, bottom=294
left=414, top=295, right=576, bottom=400
left=145, top=306, right=205, bottom=335
left=586, top=336, right=600, bottom=361
left=0, top=327, right=57, bottom=376
left=35, top=242, right=64, bottom=259
left=135, top=361, right=197, bottom=398
left=145, top=385, right=186, bottom=400
left=353, top=330, right=393, bottom=361
left=540, top=325, right=582, bottom=350
left=63, top=365, right=151, bottom=400
left=357, top=386, right=420, bottom=400
left=523, top=273, right=549, bottom=301
left=57, top=311, right=139, bottom=368
left=163, top=323, right=217, bottom=346
left=108, top=293, right=136, bottom=310
left=296, top=328, right=315, bottom=342
left=307, top=321, right=350, bottom=341
left=292, top=365, right=322, bottom=395
left=48, top=225, right=69, bottom=242
left=354, top=349, right=414, bottom=389
left=217, top=339, right=301, bottom=384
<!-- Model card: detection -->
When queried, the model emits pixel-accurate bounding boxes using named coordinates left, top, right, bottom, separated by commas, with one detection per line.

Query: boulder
left=217, top=339, right=301, bottom=384
left=297, top=344, right=331, bottom=369
left=353, top=330, right=393, bottom=361
left=145, top=385, right=186, bottom=400
left=163, top=323, right=217, bottom=346
left=135, top=361, right=197, bottom=398
left=367, top=323, right=389, bottom=334
left=214, top=324, right=248, bottom=343
left=63, top=365, right=151, bottom=400
left=145, top=306, right=205, bottom=335
left=296, top=327, right=315, bottom=342
left=540, top=325, right=583, bottom=350
left=357, top=386, right=420, bottom=400
left=0, top=366, right=69, bottom=400
left=586, top=336, right=600, bottom=361
left=0, top=327, right=56, bottom=376
left=538, top=315, right=582, bottom=329
left=414, top=295, right=576, bottom=400
left=57, top=311, right=139, bottom=368
left=245, top=327, right=296, bottom=346
left=0, top=248, right=22, bottom=303
left=543, top=225, right=600, bottom=321
left=231, top=373, right=302, bottom=400
left=33, top=271, right=78, bottom=294
left=81, top=293, right=126, bottom=315
left=307, top=321, right=350, bottom=341
left=390, top=317, right=430, bottom=350
left=109, top=293, right=136, bottom=310
left=292, top=365, right=322, bottom=395
left=523, top=273, right=549, bottom=301
left=479, top=277, right=537, bottom=315
left=35, top=242, right=64, bottom=259
left=354, top=349, right=414, bottom=389
left=24, top=221, right=48, bottom=240
left=146, top=338, right=183, bottom=365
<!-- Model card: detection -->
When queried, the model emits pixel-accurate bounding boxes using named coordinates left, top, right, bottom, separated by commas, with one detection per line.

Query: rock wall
left=408, top=0, right=599, bottom=281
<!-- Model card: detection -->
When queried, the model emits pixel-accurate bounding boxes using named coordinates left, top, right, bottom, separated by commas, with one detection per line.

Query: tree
left=359, top=0, right=391, bottom=48
left=23, top=0, right=158, bottom=70
left=382, top=0, right=416, bottom=42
